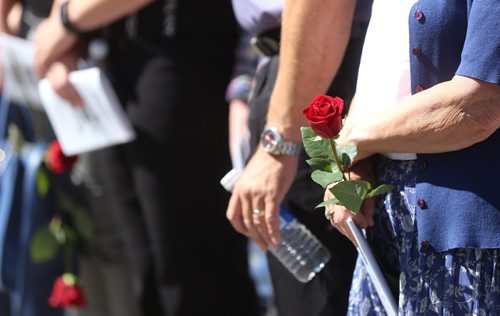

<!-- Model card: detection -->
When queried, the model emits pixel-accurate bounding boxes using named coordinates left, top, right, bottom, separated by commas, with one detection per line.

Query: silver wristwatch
left=260, top=127, right=302, bottom=156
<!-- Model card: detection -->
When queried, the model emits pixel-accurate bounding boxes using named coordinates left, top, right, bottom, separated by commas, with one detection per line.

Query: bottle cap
left=279, top=204, right=295, bottom=225
left=220, top=168, right=241, bottom=192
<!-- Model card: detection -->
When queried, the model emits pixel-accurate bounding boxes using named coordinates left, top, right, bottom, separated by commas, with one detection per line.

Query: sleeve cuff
left=225, top=74, right=253, bottom=103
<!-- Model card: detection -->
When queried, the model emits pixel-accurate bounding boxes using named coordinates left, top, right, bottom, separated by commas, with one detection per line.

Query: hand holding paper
left=38, top=67, right=135, bottom=155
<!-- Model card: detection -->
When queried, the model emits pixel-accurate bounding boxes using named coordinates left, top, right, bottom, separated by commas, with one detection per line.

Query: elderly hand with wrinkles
left=324, top=157, right=377, bottom=246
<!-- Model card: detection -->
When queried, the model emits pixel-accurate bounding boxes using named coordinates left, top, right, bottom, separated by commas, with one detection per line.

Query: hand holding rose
left=301, top=95, right=394, bottom=243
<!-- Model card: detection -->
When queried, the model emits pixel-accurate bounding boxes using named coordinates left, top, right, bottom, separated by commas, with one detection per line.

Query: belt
left=250, top=21, right=368, bottom=58
left=250, top=27, right=281, bottom=57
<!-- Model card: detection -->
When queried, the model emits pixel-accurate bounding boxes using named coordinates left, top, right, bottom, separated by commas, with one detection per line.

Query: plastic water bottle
left=271, top=204, right=331, bottom=283
left=220, top=169, right=331, bottom=283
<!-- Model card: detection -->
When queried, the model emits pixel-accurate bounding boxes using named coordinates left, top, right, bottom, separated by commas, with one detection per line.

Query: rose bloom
left=303, top=95, right=344, bottom=138
left=48, top=275, right=86, bottom=308
left=46, top=140, right=78, bottom=174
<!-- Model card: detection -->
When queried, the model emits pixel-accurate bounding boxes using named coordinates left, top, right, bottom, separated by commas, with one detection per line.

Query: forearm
left=340, top=75, right=500, bottom=159
left=56, top=0, right=152, bottom=32
left=35, top=0, right=152, bottom=75
left=228, top=99, right=249, bottom=160
left=266, top=0, right=356, bottom=142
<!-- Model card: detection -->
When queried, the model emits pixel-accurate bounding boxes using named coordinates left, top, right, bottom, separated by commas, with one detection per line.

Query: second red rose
left=46, top=140, right=79, bottom=174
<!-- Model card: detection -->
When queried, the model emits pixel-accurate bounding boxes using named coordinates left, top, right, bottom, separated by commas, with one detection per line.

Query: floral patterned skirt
left=348, top=156, right=500, bottom=316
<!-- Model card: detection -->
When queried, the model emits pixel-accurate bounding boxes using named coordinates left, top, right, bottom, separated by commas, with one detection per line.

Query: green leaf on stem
left=306, top=158, right=336, bottom=172
left=315, top=197, right=341, bottom=208
left=49, top=216, right=65, bottom=244
left=30, top=225, right=60, bottom=263
left=311, top=170, right=344, bottom=188
left=329, top=180, right=371, bottom=213
left=301, top=127, right=334, bottom=160
left=52, top=226, right=67, bottom=244
left=7, top=123, right=25, bottom=154
left=336, top=144, right=357, bottom=169
left=366, top=184, right=395, bottom=198
left=36, top=167, right=50, bottom=197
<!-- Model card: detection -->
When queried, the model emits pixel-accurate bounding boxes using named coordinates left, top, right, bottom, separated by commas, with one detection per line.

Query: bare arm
left=340, top=75, right=500, bottom=162
left=34, top=0, right=153, bottom=75
left=58, top=0, right=152, bottom=32
left=227, top=0, right=357, bottom=250
left=267, top=0, right=356, bottom=141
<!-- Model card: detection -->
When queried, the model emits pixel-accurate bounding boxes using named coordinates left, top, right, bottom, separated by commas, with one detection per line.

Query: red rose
left=46, top=140, right=78, bottom=174
left=303, top=95, right=344, bottom=138
left=48, top=274, right=86, bottom=308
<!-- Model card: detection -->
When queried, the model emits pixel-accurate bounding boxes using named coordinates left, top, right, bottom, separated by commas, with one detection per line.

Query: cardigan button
left=412, top=47, right=422, bottom=58
left=417, top=198, right=427, bottom=209
left=415, top=85, right=425, bottom=93
left=421, top=240, right=430, bottom=250
left=415, top=10, right=425, bottom=21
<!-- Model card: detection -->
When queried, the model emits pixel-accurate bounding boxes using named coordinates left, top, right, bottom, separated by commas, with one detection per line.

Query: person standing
left=0, top=1, right=140, bottom=315
left=34, top=0, right=260, bottom=315
left=325, top=1, right=500, bottom=314
left=226, top=0, right=372, bottom=315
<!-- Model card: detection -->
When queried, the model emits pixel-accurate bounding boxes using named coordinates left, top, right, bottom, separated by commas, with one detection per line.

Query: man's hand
left=226, top=147, right=299, bottom=251
left=45, top=50, right=83, bottom=106
left=324, top=157, right=376, bottom=246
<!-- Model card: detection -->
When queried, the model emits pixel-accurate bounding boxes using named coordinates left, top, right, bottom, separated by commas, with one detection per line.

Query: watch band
left=261, top=126, right=302, bottom=156
left=277, top=140, right=302, bottom=156
left=60, top=1, right=88, bottom=36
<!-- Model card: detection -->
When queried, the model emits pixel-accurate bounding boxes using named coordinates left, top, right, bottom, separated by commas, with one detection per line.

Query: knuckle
left=264, top=215, right=275, bottom=225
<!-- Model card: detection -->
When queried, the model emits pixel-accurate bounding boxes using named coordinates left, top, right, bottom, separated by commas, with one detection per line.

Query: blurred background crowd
left=0, top=0, right=276, bottom=315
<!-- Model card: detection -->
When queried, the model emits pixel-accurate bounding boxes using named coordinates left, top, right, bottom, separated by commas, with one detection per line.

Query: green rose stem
left=329, top=138, right=347, bottom=181
left=64, top=243, right=74, bottom=274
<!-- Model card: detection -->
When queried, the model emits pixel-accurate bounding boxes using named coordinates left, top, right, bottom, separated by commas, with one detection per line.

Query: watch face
left=261, top=128, right=281, bottom=153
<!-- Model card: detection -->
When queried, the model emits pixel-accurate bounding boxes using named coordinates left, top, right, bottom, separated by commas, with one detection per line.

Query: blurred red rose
left=46, top=140, right=78, bottom=173
left=303, top=95, right=344, bottom=138
left=48, top=274, right=86, bottom=308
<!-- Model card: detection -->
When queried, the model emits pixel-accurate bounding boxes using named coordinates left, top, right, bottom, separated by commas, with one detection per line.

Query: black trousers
left=100, top=34, right=259, bottom=316
left=247, top=23, right=369, bottom=316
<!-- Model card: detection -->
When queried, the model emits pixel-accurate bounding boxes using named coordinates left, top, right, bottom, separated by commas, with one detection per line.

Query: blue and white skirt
left=348, top=156, right=500, bottom=315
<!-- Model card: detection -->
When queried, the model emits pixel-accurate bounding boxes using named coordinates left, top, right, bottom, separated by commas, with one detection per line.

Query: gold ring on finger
left=253, top=208, right=264, bottom=217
